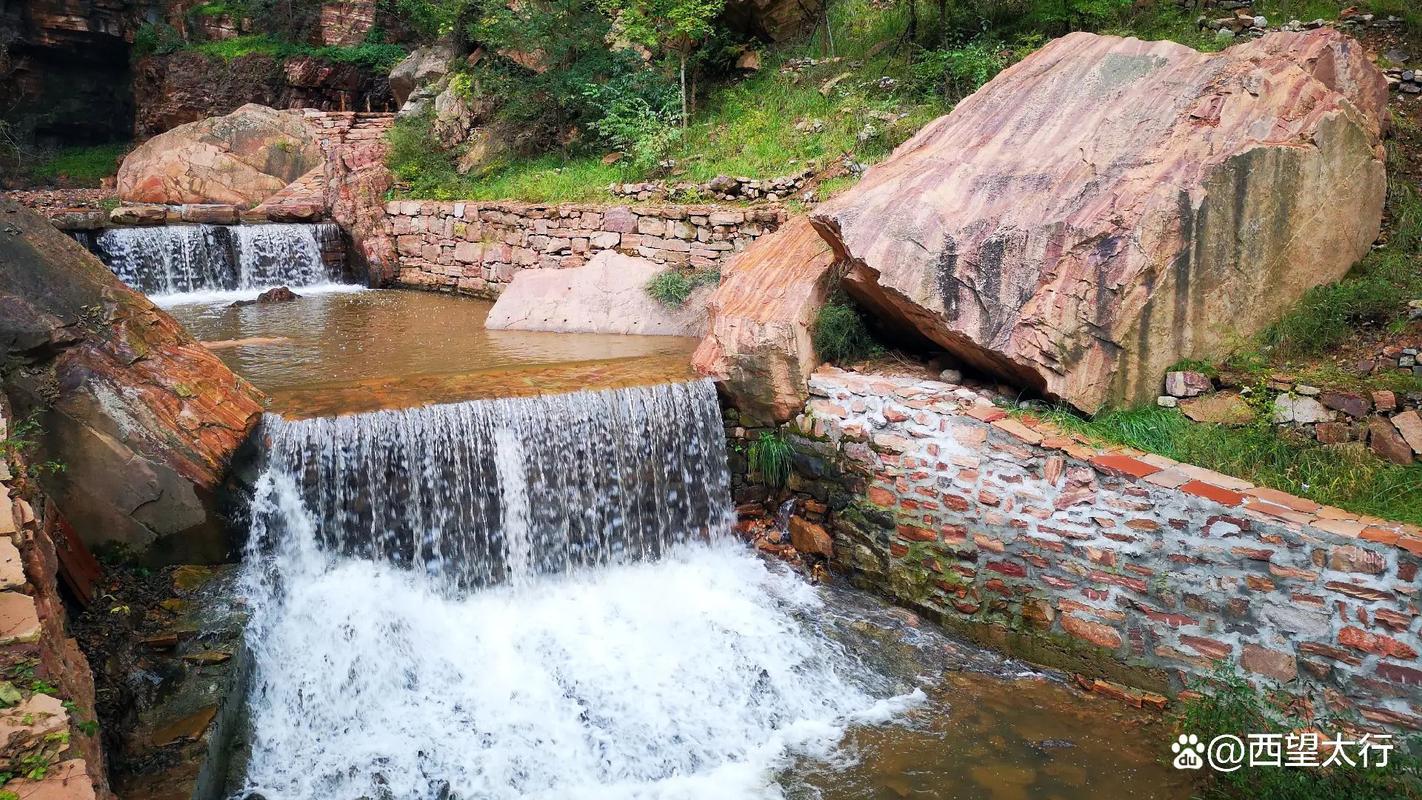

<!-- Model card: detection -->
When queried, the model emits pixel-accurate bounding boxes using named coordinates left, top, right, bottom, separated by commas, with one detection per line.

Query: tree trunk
left=680, top=53, right=688, bottom=129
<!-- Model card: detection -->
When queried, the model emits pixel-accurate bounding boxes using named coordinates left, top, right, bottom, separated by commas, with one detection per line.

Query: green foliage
left=189, top=34, right=407, bottom=71
left=645, top=269, right=719, bottom=307
left=907, top=36, right=1024, bottom=102
left=0, top=415, right=65, bottom=478
left=1254, top=249, right=1420, bottom=359
left=132, top=23, right=185, bottom=57
left=1025, top=0, right=1134, bottom=33
left=26, top=143, right=128, bottom=186
left=748, top=431, right=793, bottom=487
left=1036, top=405, right=1422, bottom=525
left=813, top=299, right=883, bottom=364
left=581, top=74, right=683, bottom=170
left=1180, top=663, right=1422, bottom=800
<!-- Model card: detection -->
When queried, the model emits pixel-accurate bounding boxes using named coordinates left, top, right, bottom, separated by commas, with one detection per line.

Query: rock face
left=116, top=104, right=324, bottom=208
left=692, top=216, right=839, bottom=423
left=812, top=31, right=1387, bottom=413
left=0, top=200, right=264, bottom=563
left=0, top=0, right=133, bottom=151
left=486, top=251, right=710, bottom=336
left=132, top=51, right=395, bottom=139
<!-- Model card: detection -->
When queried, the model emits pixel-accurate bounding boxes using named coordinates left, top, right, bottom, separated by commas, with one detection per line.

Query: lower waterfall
left=239, top=380, right=920, bottom=799
left=86, top=223, right=345, bottom=297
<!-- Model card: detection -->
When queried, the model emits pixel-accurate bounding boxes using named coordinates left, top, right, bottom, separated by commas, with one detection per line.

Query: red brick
left=1180, top=635, right=1233, bottom=660
left=1180, top=480, right=1246, bottom=506
left=987, top=560, right=1027, bottom=578
left=1377, top=662, right=1422, bottom=686
left=1061, top=614, right=1123, bottom=650
left=1398, top=536, right=1422, bottom=556
left=1088, top=454, right=1161, bottom=479
left=1359, top=526, right=1401, bottom=546
left=1375, top=608, right=1414, bottom=632
left=1298, top=642, right=1363, bottom=666
left=896, top=524, right=937, bottom=543
left=867, top=486, right=896, bottom=506
left=1328, top=545, right=1386, bottom=575
left=1325, top=581, right=1393, bottom=602
left=1230, top=546, right=1274, bottom=561
left=1339, top=627, right=1418, bottom=660
left=964, top=405, right=1005, bottom=423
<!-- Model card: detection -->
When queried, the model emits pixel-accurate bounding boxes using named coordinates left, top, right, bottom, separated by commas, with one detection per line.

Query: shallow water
left=166, top=289, right=698, bottom=417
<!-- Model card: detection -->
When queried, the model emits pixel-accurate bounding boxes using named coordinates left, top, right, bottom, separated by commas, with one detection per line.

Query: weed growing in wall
left=747, top=431, right=793, bottom=487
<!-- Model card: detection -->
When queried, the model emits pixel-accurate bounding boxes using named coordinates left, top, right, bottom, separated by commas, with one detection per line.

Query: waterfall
left=240, top=380, right=921, bottom=799
left=89, top=223, right=345, bottom=297
left=257, top=380, right=735, bottom=588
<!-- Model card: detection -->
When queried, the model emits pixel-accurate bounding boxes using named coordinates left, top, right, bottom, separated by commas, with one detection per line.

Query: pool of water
left=166, top=289, right=699, bottom=417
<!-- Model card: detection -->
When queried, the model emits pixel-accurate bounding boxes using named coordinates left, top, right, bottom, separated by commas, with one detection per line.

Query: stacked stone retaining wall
left=386, top=201, right=786, bottom=299
left=753, top=366, right=1422, bottom=730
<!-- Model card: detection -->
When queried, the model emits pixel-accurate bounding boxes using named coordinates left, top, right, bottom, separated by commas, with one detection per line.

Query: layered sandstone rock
left=486, top=250, right=711, bottom=336
left=692, top=216, right=839, bottom=423
left=321, top=114, right=399, bottom=285
left=117, top=104, right=323, bottom=208
left=812, top=30, right=1387, bottom=413
left=0, top=200, right=264, bottom=563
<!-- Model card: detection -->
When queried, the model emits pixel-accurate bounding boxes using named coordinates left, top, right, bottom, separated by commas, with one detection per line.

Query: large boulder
left=692, top=216, right=839, bottom=423
left=389, top=43, right=459, bottom=115
left=812, top=31, right=1387, bottom=413
left=486, top=250, right=710, bottom=336
left=0, top=199, right=265, bottom=564
left=116, top=103, right=324, bottom=208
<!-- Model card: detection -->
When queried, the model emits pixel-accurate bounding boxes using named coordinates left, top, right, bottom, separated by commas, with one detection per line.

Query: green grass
left=1033, top=405, right=1422, bottom=525
left=813, top=298, right=884, bottom=364
left=188, top=34, right=408, bottom=71
left=27, top=143, right=128, bottom=185
left=1181, top=664, right=1422, bottom=800
left=748, top=431, right=794, bottom=486
left=645, top=268, right=719, bottom=307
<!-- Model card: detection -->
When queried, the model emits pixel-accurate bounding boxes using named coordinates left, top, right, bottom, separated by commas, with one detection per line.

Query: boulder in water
left=0, top=199, right=265, bottom=564
left=485, top=250, right=710, bottom=337
left=811, top=30, right=1387, bottom=413
left=116, top=104, right=323, bottom=209
left=230, top=286, right=301, bottom=307
left=788, top=516, right=834, bottom=559
left=692, top=216, right=839, bottom=424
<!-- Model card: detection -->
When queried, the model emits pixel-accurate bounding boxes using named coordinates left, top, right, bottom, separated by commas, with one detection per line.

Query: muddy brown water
left=166, top=289, right=699, bottom=418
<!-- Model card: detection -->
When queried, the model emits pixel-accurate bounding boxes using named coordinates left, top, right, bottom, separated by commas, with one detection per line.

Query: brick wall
left=748, top=366, right=1422, bottom=729
left=386, top=201, right=785, bottom=299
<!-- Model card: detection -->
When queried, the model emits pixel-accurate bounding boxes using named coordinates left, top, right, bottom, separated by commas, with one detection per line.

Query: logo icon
left=1172, top=734, right=1206, bottom=769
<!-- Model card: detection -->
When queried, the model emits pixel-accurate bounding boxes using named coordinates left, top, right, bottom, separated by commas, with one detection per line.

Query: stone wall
left=0, top=404, right=108, bottom=799
left=387, top=201, right=786, bottom=298
left=751, top=367, right=1422, bottom=730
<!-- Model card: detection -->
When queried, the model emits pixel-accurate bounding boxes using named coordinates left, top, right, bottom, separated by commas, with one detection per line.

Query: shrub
left=908, top=37, right=1016, bottom=102
left=813, top=299, right=882, bottom=364
left=132, top=23, right=185, bottom=57
left=1180, top=663, right=1422, bottom=800
left=747, top=431, right=793, bottom=486
left=645, top=268, right=718, bottom=307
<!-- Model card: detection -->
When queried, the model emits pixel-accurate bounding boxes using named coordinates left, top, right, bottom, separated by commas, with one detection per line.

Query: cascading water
left=240, top=380, right=922, bottom=800
left=87, top=223, right=345, bottom=297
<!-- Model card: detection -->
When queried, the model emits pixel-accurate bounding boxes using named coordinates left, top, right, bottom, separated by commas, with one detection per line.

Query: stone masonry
left=387, top=201, right=786, bottom=299
left=0, top=408, right=107, bottom=799
left=769, top=367, right=1422, bottom=730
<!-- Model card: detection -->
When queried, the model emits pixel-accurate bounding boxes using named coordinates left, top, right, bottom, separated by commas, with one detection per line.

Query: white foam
left=240, top=476, right=915, bottom=800
left=149, top=282, right=368, bottom=309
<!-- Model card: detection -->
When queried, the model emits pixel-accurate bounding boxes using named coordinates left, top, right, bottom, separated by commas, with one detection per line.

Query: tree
left=599, top=0, right=725, bottom=128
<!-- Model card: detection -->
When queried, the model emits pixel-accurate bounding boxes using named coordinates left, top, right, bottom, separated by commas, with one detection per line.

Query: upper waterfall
left=255, top=379, right=734, bottom=588
left=84, top=222, right=346, bottom=297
